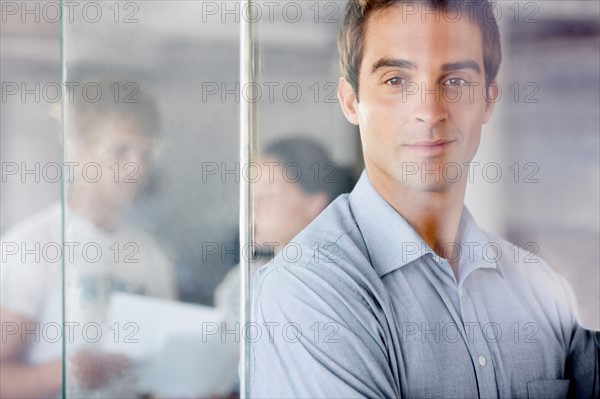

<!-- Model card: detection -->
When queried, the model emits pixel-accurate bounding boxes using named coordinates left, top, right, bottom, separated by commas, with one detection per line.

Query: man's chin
left=404, top=178, right=454, bottom=194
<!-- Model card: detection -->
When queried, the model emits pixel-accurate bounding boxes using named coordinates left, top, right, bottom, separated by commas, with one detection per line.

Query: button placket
left=459, top=292, right=498, bottom=398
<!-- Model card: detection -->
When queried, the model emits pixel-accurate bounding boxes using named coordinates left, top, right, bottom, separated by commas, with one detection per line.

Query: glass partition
left=61, top=2, right=240, bottom=397
left=245, top=0, right=599, bottom=395
left=1, top=1, right=597, bottom=398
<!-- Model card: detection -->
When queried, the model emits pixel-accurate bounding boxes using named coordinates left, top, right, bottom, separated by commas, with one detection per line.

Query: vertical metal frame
left=239, top=1, right=257, bottom=396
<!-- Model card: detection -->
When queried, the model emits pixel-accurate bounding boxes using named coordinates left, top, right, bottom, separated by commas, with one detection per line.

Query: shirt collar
left=455, top=205, right=504, bottom=281
left=349, top=170, right=503, bottom=279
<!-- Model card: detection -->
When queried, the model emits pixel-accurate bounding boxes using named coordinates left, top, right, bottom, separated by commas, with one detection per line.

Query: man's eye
left=444, top=78, right=469, bottom=86
left=385, top=77, right=407, bottom=86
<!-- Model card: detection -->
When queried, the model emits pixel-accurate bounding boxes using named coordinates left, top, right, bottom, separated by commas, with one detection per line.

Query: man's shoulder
left=254, top=194, right=379, bottom=305
left=282, top=193, right=368, bottom=264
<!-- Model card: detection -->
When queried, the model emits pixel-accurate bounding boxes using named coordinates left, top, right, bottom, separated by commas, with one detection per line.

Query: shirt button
left=459, top=288, right=465, bottom=297
left=478, top=355, right=487, bottom=366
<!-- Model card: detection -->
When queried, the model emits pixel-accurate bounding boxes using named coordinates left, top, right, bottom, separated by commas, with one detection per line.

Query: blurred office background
left=1, top=1, right=598, bottom=397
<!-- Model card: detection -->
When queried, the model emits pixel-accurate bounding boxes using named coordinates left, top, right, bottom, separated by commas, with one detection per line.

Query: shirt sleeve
left=249, top=262, right=399, bottom=398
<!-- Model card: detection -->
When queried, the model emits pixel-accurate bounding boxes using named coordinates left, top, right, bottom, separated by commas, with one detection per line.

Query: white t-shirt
left=1, top=202, right=176, bottom=365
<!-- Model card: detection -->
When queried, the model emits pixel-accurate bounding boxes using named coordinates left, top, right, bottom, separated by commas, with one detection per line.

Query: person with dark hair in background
left=216, top=136, right=356, bottom=326
left=213, top=137, right=355, bottom=397
left=0, top=81, right=176, bottom=398
left=250, top=1, right=599, bottom=398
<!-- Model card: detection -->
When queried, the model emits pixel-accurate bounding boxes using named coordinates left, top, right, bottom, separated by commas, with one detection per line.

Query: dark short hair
left=338, top=0, right=502, bottom=96
left=263, top=137, right=356, bottom=202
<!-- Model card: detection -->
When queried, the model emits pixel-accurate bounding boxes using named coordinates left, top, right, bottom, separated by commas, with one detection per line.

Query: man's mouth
left=403, top=139, right=456, bottom=157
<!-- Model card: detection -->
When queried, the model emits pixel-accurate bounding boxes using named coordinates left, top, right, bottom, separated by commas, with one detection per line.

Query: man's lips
left=403, top=139, right=456, bottom=157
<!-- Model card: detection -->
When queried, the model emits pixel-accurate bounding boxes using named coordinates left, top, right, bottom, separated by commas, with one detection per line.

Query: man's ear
left=338, top=77, right=359, bottom=126
left=483, top=80, right=499, bottom=124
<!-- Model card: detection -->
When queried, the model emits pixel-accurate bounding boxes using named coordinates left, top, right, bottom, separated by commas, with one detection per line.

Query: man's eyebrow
left=370, top=58, right=416, bottom=74
left=370, top=58, right=481, bottom=75
left=441, top=59, right=481, bottom=74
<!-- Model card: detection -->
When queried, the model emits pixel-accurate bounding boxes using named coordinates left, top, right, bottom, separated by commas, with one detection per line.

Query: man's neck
left=369, top=171, right=467, bottom=277
left=66, top=188, right=121, bottom=232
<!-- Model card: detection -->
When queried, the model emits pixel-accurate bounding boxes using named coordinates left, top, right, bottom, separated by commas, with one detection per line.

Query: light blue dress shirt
left=250, top=170, right=598, bottom=398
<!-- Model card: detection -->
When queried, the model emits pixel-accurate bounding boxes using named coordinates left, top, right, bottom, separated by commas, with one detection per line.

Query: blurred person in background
left=215, top=137, right=356, bottom=324
left=0, top=81, right=176, bottom=398
left=213, top=137, right=356, bottom=395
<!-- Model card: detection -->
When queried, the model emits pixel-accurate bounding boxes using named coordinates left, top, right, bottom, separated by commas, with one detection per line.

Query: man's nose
left=413, top=83, right=448, bottom=126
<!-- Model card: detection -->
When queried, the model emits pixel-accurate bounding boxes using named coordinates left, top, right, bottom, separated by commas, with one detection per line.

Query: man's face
left=339, top=5, right=496, bottom=193
left=255, top=157, right=327, bottom=253
left=73, top=116, right=155, bottom=209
